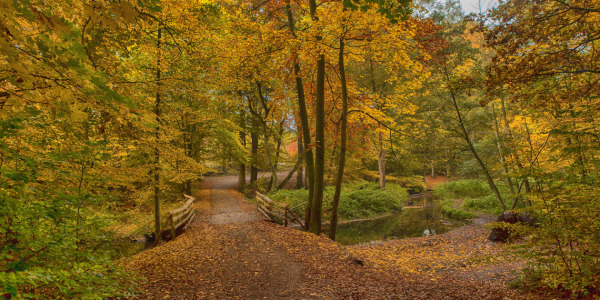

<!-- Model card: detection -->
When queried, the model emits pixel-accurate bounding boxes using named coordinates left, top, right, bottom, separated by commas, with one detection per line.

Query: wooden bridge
left=166, top=194, right=196, bottom=240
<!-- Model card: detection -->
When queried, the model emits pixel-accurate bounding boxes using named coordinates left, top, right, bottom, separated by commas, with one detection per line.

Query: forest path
left=124, top=174, right=528, bottom=299
left=124, top=174, right=327, bottom=299
left=206, top=176, right=263, bottom=225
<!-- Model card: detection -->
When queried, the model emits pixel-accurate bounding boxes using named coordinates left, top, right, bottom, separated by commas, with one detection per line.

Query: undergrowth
left=434, top=179, right=512, bottom=215
left=269, top=182, right=407, bottom=220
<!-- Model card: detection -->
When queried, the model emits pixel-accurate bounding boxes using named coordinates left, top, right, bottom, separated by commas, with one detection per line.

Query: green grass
left=269, top=182, right=408, bottom=220
left=434, top=179, right=513, bottom=215
left=441, top=200, right=477, bottom=220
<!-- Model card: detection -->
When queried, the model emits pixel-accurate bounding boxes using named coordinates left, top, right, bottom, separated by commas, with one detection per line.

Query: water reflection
left=335, top=203, right=455, bottom=245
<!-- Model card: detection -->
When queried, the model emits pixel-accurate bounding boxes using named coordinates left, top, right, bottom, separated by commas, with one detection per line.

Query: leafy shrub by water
left=441, top=200, right=477, bottom=220
left=434, top=179, right=491, bottom=200
left=434, top=179, right=512, bottom=214
left=269, top=182, right=407, bottom=220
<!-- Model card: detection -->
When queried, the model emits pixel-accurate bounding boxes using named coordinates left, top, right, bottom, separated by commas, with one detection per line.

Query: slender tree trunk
left=492, top=103, right=515, bottom=195
left=274, top=120, right=285, bottom=171
left=309, top=0, right=325, bottom=234
left=431, top=161, right=435, bottom=178
left=269, top=120, right=285, bottom=190
left=250, top=113, right=259, bottom=183
left=501, top=98, right=531, bottom=194
left=377, top=128, right=386, bottom=188
left=239, top=107, right=247, bottom=191
left=261, top=121, right=278, bottom=191
left=446, top=69, right=506, bottom=212
left=329, top=33, right=348, bottom=241
left=296, top=131, right=304, bottom=188
left=153, top=28, right=162, bottom=242
left=254, top=83, right=278, bottom=191
left=286, top=0, right=315, bottom=228
left=278, top=153, right=303, bottom=190
left=183, top=118, right=193, bottom=195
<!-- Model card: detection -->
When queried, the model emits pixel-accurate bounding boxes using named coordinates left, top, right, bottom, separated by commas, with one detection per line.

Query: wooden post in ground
left=170, top=214, right=176, bottom=240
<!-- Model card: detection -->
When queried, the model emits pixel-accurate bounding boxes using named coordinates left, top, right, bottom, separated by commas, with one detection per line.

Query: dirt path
left=124, top=175, right=326, bottom=299
left=125, top=175, right=531, bottom=299
left=207, top=176, right=262, bottom=225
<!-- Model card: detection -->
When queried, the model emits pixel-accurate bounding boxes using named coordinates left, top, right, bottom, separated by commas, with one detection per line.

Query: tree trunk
left=492, top=103, right=515, bottom=195
left=278, top=153, right=303, bottom=190
left=377, top=128, right=386, bottom=188
left=446, top=69, right=506, bottom=212
left=269, top=119, right=285, bottom=190
left=500, top=98, right=531, bottom=194
left=261, top=120, right=278, bottom=192
left=309, top=0, right=325, bottom=234
left=286, top=0, right=315, bottom=228
left=238, top=107, right=247, bottom=191
left=254, top=82, right=278, bottom=192
left=274, top=120, right=285, bottom=171
left=329, top=33, right=348, bottom=241
left=183, top=118, right=193, bottom=195
left=250, top=113, right=259, bottom=183
left=153, top=28, right=162, bottom=243
left=296, top=131, right=304, bottom=189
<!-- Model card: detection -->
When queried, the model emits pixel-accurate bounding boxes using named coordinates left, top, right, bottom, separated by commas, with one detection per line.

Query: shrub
left=515, top=181, right=600, bottom=295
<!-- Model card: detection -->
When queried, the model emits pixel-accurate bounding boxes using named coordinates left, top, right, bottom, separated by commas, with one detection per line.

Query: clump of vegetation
left=514, top=181, right=600, bottom=295
left=434, top=179, right=512, bottom=215
left=441, top=200, right=477, bottom=220
left=463, top=195, right=506, bottom=215
left=389, top=176, right=426, bottom=193
left=270, top=182, right=407, bottom=220
left=434, top=179, right=491, bottom=200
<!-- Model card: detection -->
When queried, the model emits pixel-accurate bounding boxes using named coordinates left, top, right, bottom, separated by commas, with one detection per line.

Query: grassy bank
left=434, top=179, right=513, bottom=217
left=269, top=182, right=408, bottom=220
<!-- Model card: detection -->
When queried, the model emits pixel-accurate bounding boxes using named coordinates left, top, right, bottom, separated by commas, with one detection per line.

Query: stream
left=335, top=195, right=457, bottom=245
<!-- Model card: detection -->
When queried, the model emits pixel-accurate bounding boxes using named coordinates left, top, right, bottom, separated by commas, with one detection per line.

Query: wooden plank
left=175, top=209, right=195, bottom=229
left=256, top=197, right=272, bottom=209
left=256, top=192, right=289, bottom=208
left=169, top=197, right=195, bottom=215
left=270, top=206, right=286, bottom=215
left=183, top=213, right=195, bottom=230
left=172, top=206, right=193, bottom=224
left=258, top=206, right=272, bottom=220
left=290, top=201, right=307, bottom=211
left=261, top=206, right=281, bottom=221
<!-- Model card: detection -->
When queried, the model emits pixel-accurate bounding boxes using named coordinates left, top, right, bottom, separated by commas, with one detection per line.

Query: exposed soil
left=124, top=175, right=535, bottom=299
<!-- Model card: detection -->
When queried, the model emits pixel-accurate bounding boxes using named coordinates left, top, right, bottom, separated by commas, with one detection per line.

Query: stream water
left=335, top=197, right=457, bottom=245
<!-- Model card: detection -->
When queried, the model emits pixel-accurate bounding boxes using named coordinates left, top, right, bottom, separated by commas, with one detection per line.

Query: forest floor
left=123, top=175, right=540, bottom=299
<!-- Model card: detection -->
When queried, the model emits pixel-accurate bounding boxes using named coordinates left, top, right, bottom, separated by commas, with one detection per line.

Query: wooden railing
left=168, top=194, right=196, bottom=240
left=256, top=192, right=306, bottom=229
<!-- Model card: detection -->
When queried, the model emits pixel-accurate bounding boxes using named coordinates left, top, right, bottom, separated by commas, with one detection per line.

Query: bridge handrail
left=168, top=194, right=196, bottom=240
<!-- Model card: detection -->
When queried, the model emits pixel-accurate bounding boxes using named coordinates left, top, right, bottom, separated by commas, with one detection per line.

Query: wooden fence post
left=170, top=214, right=176, bottom=239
